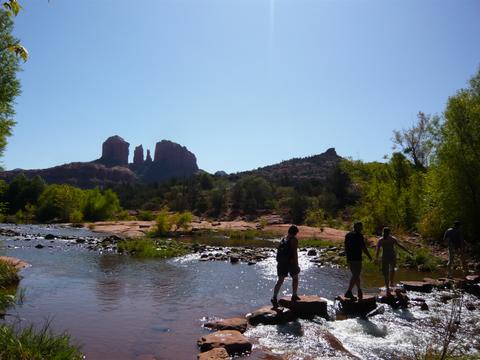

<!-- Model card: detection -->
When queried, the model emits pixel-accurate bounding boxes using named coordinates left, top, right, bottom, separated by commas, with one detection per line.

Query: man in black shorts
left=344, top=221, right=372, bottom=300
left=445, top=221, right=466, bottom=277
left=271, top=225, right=300, bottom=308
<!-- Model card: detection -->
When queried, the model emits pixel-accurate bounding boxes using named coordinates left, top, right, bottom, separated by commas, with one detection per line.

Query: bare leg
left=292, top=275, right=299, bottom=295
left=447, top=248, right=454, bottom=277
left=389, top=267, right=396, bottom=288
left=273, top=276, right=285, bottom=299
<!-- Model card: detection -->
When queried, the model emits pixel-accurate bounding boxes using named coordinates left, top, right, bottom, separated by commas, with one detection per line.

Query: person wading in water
left=271, top=225, right=300, bottom=308
left=344, top=222, right=372, bottom=300
left=375, top=227, right=412, bottom=296
left=444, top=221, right=467, bottom=277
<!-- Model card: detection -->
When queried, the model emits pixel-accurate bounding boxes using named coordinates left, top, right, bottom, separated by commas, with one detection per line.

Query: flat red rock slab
left=197, top=348, right=230, bottom=360
left=197, top=330, right=252, bottom=356
left=204, top=317, right=248, bottom=333
left=337, top=295, right=377, bottom=315
left=278, top=295, right=328, bottom=319
left=246, top=306, right=296, bottom=326
left=401, top=281, right=433, bottom=293
left=466, top=275, right=480, bottom=283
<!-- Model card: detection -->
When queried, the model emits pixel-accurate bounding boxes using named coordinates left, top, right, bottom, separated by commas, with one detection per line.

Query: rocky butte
left=0, top=135, right=200, bottom=188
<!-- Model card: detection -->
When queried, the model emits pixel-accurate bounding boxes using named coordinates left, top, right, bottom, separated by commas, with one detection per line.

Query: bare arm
left=394, top=237, right=412, bottom=255
left=375, top=238, right=382, bottom=260
left=363, top=238, right=373, bottom=261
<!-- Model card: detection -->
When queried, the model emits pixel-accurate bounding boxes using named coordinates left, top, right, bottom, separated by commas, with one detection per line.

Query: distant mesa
left=95, top=135, right=129, bottom=167
left=0, top=135, right=200, bottom=188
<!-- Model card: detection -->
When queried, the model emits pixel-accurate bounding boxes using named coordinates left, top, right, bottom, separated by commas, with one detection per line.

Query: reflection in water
left=0, top=225, right=479, bottom=360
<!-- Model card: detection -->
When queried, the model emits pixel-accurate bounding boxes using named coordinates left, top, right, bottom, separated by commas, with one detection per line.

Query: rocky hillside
left=240, top=148, right=342, bottom=183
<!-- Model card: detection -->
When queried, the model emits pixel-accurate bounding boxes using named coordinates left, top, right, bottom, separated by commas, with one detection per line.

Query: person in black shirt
left=344, top=222, right=372, bottom=300
left=444, top=221, right=466, bottom=277
left=271, top=225, right=300, bottom=308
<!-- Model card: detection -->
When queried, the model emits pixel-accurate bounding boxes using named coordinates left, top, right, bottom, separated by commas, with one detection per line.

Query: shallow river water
left=1, top=225, right=479, bottom=360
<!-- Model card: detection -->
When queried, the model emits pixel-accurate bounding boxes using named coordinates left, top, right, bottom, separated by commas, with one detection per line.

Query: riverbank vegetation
left=117, top=238, right=190, bottom=258
left=0, top=323, right=83, bottom=360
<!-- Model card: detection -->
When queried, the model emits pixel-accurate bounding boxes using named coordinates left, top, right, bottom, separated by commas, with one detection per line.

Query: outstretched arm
left=363, top=238, right=373, bottom=261
left=394, top=237, right=413, bottom=255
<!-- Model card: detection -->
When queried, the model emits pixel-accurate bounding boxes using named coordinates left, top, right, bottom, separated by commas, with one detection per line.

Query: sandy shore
left=85, top=220, right=348, bottom=242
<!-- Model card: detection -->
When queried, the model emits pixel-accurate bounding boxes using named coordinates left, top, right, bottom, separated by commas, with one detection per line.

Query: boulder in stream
left=401, top=281, right=433, bottom=293
left=278, top=295, right=329, bottom=319
left=197, top=330, right=252, bottom=356
left=246, top=306, right=296, bottom=326
left=197, top=348, right=229, bottom=360
left=204, top=318, right=248, bottom=333
left=337, top=295, right=377, bottom=316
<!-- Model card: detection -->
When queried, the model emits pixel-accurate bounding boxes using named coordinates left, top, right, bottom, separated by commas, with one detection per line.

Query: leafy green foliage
left=117, top=238, right=189, bottom=258
left=0, top=323, right=83, bottom=360
left=0, top=259, right=19, bottom=287
left=0, top=10, right=21, bottom=160
left=36, top=185, right=85, bottom=222
left=82, top=188, right=121, bottom=221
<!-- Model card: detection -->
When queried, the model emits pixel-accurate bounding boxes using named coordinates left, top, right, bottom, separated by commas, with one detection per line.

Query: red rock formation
left=133, top=145, right=144, bottom=165
left=97, top=135, right=129, bottom=167
left=145, top=149, right=153, bottom=163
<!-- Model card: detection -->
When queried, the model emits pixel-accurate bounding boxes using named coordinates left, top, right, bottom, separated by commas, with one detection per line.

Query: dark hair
left=353, top=221, right=363, bottom=230
left=383, top=227, right=391, bottom=237
left=454, top=221, right=461, bottom=227
left=288, top=225, right=299, bottom=235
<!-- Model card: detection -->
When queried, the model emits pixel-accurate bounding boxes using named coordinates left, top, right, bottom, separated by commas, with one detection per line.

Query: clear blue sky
left=4, top=0, right=480, bottom=173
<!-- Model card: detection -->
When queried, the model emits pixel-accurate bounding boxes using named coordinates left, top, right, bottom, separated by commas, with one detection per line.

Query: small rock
left=420, top=302, right=429, bottom=311
left=44, top=234, right=55, bottom=240
left=246, top=306, right=296, bottom=326
left=336, top=295, right=377, bottom=316
left=466, top=303, right=476, bottom=311
left=307, top=249, right=317, bottom=256
left=197, top=330, right=252, bottom=356
left=76, top=238, right=86, bottom=244
left=35, top=244, right=44, bottom=249
left=204, top=318, right=248, bottom=333
left=197, top=348, right=229, bottom=360
left=230, top=256, right=239, bottom=264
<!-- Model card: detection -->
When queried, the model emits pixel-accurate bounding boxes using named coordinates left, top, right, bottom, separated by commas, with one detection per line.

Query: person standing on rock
left=271, top=225, right=300, bottom=308
left=445, top=221, right=467, bottom=277
left=375, top=227, right=412, bottom=296
left=344, top=221, right=372, bottom=300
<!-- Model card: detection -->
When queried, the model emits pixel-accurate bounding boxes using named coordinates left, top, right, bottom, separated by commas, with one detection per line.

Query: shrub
left=138, top=210, right=155, bottom=221
left=304, top=208, right=325, bottom=227
left=0, top=260, right=20, bottom=288
left=0, top=323, right=83, bottom=360
left=117, top=238, right=189, bottom=258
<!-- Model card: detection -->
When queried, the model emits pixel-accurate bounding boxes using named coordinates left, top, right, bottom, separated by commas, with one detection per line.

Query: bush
left=153, top=208, right=173, bottom=236
left=36, top=185, right=85, bottom=223
left=138, top=210, right=155, bottom=221
left=117, top=238, right=189, bottom=258
left=0, top=323, right=83, bottom=360
left=304, top=208, right=325, bottom=227
left=82, top=188, right=121, bottom=222
left=0, top=260, right=20, bottom=288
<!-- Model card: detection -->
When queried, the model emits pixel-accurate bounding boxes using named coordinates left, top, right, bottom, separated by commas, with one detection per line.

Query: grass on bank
left=117, top=238, right=190, bottom=258
left=0, top=323, right=83, bottom=360
left=0, top=260, right=20, bottom=288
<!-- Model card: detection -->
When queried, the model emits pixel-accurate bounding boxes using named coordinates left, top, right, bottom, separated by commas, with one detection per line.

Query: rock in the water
left=278, top=295, right=328, bottom=319
left=230, top=256, right=239, bottom=264
left=466, top=275, right=480, bottom=284
left=307, top=249, right=317, bottom=256
left=378, top=291, right=409, bottom=309
left=197, top=330, right=252, bottom=356
left=45, top=234, right=55, bottom=240
left=246, top=306, right=296, bottom=326
left=401, top=281, right=433, bottom=293
left=337, top=295, right=377, bottom=316
left=35, top=244, right=44, bottom=249
left=197, top=348, right=229, bottom=360
left=204, top=318, right=248, bottom=333
left=466, top=303, right=476, bottom=311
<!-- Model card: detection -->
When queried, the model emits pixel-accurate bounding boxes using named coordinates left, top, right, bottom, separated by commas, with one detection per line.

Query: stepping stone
left=378, top=291, right=409, bottom=309
left=336, top=295, right=377, bottom=316
left=197, top=330, right=252, bottom=356
left=246, top=306, right=296, bottom=326
left=466, top=275, right=480, bottom=284
left=197, top=348, right=230, bottom=360
left=401, top=281, right=433, bottom=293
left=204, top=318, right=248, bottom=333
left=278, top=295, right=329, bottom=319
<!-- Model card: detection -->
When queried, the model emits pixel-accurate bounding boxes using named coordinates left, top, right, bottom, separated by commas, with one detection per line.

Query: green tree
left=36, top=184, right=85, bottom=222
left=0, top=10, right=21, bottom=160
left=3, top=174, right=45, bottom=213
left=423, top=69, right=480, bottom=244
left=393, top=111, right=440, bottom=170
left=82, top=188, right=121, bottom=221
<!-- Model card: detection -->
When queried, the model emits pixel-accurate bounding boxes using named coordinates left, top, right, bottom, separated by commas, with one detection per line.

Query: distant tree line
left=0, top=174, right=122, bottom=222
